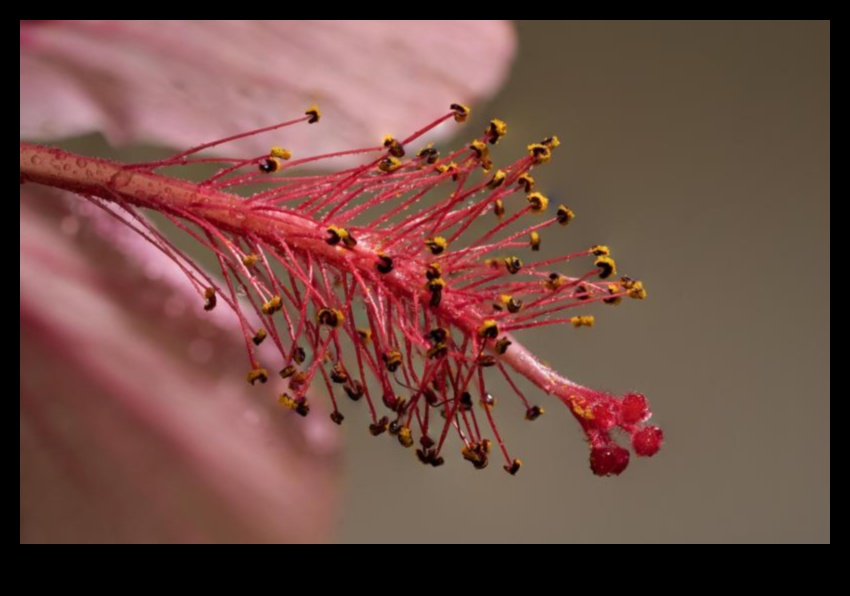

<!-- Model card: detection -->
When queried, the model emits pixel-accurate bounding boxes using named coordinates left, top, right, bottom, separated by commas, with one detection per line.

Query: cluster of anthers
left=32, top=103, right=662, bottom=476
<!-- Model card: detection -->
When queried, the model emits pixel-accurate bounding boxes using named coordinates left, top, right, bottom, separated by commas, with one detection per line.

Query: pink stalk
left=19, top=108, right=662, bottom=476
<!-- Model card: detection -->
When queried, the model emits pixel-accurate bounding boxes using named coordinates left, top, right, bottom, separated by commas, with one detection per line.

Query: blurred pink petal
left=20, top=20, right=516, bottom=154
left=20, top=20, right=516, bottom=543
left=21, top=189, right=341, bottom=543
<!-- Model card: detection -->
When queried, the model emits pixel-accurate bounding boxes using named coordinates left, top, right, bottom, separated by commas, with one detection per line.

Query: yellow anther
left=526, top=192, right=548, bottom=214
left=604, top=283, right=623, bottom=305
left=556, top=205, right=575, bottom=226
left=356, top=328, right=372, bottom=343
left=530, top=231, right=541, bottom=251
left=470, top=139, right=489, bottom=159
left=258, top=156, right=281, bottom=174
left=543, top=272, right=564, bottom=290
left=488, top=169, right=506, bottom=189
left=292, top=346, right=306, bottom=364
left=594, top=256, right=617, bottom=279
left=261, top=295, right=283, bottom=315
left=478, top=319, right=499, bottom=339
left=486, top=119, right=508, bottom=144
left=517, top=173, right=535, bottom=192
left=525, top=405, right=545, bottom=421
left=378, top=156, right=403, bottom=173
left=504, top=458, right=523, bottom=476
left=504, top=256, right=523, bottom=275
left=570, top=315, right=595, bottom=328
left=542, top=135, right=561, bottom=149
left=622, top=278, right=648, bottom=300
left=427, top=342, right=448, bottom=359
left=316, top=307, right=344, bottom=328
left=425, top=262, right=442, bottom=280
left=278, top=393, right=310, bottom=417
left=398, top=426, right=414, bottom=448
left=495, top=337, right=512, bottom=355
left=242, top=253, right=259, bottom=267
left=591, top=245, right=610, bottom=256
left=417, top=145, right=439, bottom=164
left=305, top=105, right=321, bottom=124
left=499, top=294, right=523, bottom=313
left=382, top=135, right=406, bottom=158
left=425, top=236, right=448, bottom=255
left=252, top=328, right=268, bottom=346
left=203, top=287, right=217, bottom=311
left=426, top=277, right=445, bottom=308
left=527, top=143, right=552, bottom=164
left=435, top=162, right=459, bottom=180
left=450, top=103, right=471, bottom=123
left=269, top=147, right=292, bottom=160
left=383, top=350, right=403, bottom=372
left=330, top=362, right=349, bottom=384
left=493, top=198, right=505, bottom=218
left=246, top=367, right=269, bottom=385
left=279, top=365, right=296, bottom=379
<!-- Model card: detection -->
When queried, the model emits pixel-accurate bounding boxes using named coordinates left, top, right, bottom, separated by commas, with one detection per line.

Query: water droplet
left=75, top=158, right=87, bottom=169
left=62, top=163, right=71, bottom=172
left=30, top=155, right=41, bottom=165
left=111, top=170, right=133, bottom=188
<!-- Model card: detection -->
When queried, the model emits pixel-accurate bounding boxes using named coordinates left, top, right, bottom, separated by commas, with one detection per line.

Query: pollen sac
left=261, top=295, right=283, bottom=315
left=279, top=365, right=296, bottom=379
left=344, top=380, right=365, bottom=402
left=252, top=328, right=268, bottom=345
left=425, top=262, right=442, bottom=280
left=292, top=345, right=307, bottom=365
left=604, top=283, right=623, bottom=305
left=416, top=447, right=445, bottom=467
left=504, top=256, right=523, bottom=275
left=621, top=277, right=648, bottom=300
left=378, top=156, right=403, bottom=173
left=288, top=371, right=308, bottom=392
left=383, top=350, right=403, bottom=373
left=478, top=319, right=499, bottom=340
left=481, top=393, right=497, bottom=408
left=450, top=103, right=471, bottom=122
left=330, top=362, right=349, bottom=384
left=246, top=367, right=269, bottom=385
left=242, top=253, right=259, bottom=267
left=382, top=135, right=406, bottom=157
left=495, top=337, right=512, bottom=355
left=477, top=355, right=497, bottom=367
left=369, top=416, right=390, bottom=436
left=589, top=445, right=630, bottom=477
left=493, top=198, right=505, bottom=218
left=425, top=236, right=448, bottom=255
left=541, top=135, right=561, bottom=149
left=459, top=391, right=473, bottom=411
left=305, top=105, right=321, bottom=124
left=543, top=273, right=563, bottom=290
left=269, top=146, right=292, bottom=160
left=416, top=145, right=440, bottom=164
left=485, top=118, right=508, bottom=144
left=202, top=287, right=217, bottom=311
left=530, top=231, right=541, bottom=251
left=376, top=253, right=394, bottom=274
left=517, top=173, right=535, bottom=192
left=469, top=140, right=493, bottom=171
left=574, top=283, right=590, bottom=300
left=330, top=411, right=345, bottom=425
left=356, top=328, right=372, bottom=343
left=398, top=426, right=414, bottom=448
left=556, top=205, right=575, bottom=226
left=316, top=307, right=344, bottom=328
left=595, top=256, right=617, bottom=279
left=428, top=327, right=449, bottom=343
left=504, top=458, right=523, bottom=476
left=527, top=143, right=552, bottom=164
left=278, top=393, right=310, bottom=417
left=427, top=342, right=449, bottom=359
left=571, top=315, right=595, bottom=328
left=591, top=244, right=611, bottom=256
left=526, top=192, right=549, bottom=213
left=258, top=157, right=281, bottom=174
left=525, top=405, right=545, bottom=421
left=427, top=278, right=446, bottom=308
left=461, top=443, right=489, bottom=470
left=487, top=169, right=506, bottom=189
left=326, top=225, right=354, bottom=247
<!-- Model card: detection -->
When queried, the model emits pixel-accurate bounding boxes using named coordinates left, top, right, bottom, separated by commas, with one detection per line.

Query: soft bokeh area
left=337, top=21, right=830, bottom=543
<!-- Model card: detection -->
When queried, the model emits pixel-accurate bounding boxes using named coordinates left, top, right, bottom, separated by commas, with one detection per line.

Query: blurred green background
left=336, top=20, right=830, bottom=543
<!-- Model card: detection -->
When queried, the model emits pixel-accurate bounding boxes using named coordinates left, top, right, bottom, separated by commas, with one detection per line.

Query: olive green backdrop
left=337, top=20, right=830, bottom=543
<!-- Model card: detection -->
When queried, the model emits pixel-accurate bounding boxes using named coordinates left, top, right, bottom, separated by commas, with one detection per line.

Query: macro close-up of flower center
left=21, top=103, right=662, bottom=477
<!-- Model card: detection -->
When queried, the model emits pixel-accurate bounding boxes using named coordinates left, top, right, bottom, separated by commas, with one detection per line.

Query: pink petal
left=20, top=21, right=516, bottom=155
left=21, top=189, right=340, bottom=543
